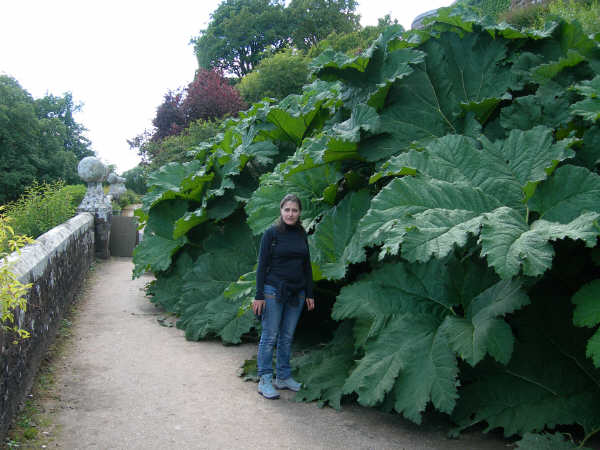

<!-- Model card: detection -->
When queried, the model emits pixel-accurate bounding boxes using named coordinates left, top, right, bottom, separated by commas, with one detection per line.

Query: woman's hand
left=305, top=297, right=315, bottom=311
left=252, top=299, right=265, bottom=316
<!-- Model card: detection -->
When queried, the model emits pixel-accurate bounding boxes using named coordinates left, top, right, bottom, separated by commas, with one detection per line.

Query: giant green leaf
left=532, top=49, right=586, bottom=83
left=308, top=190, right=371, bottom=280
left=132, top=233, right=187, bottom=278
left=132, top=198, right=191, bottom=277
left=176, top=220, right=259, bottom=342
left=359, top=29, right=516, bottom=162
left=245, top=163, right=343, bottom=234
left=480, top=126, right=574, bottom=201
left=342, top=313, right=459, bottom=423
left=570, top=75, right=600, bottom=122
left=333, top=258, right=459, bottom=351
left=452, top=296, right=600, bottom=437
left=266, top=80, right=341, bottom=144
left=500, top=83, right=571, bottom=132
left=146, top=251, right=194, bottom=313
left=441, top=279, right=530, bottom=366
left=572, top=280, right=600, bottom=367
left=311, top=26, right=423, bottom=109
left=358, top=176, right=503, bottom=262
left=480, top=207, right=600, bottom=279
left=146, top=198, right=189, bottom=238
left=515, top=433, right=584, bottom=450
left=279, top=104, right=381, bottom=175
left=293, top=321, right=356, bottom=410
left=142, top=161, right=212, bottom=212
left=360, top=129, right=581, bottom=269
left=529, top=165, right=600, bottom=223
left=372, top=134, right=523, bottom=209
left=574, top=126, right=600, bottom=170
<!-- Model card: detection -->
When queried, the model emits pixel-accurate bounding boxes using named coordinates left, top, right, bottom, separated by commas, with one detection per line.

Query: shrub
left=237, top=50, right=310, bottom=104
left=537, top=0, right=600, bottom=34
left=60, top=184, right=87, bottom=210
left=4, top=180, right=78, bottom=240
left=499, top=2, right=548, bottom=27
left=117, top=189, right=140, bottom=208
left=0, top=208, right=33, bottom=340
left=499, top=0, right=600, bottom=32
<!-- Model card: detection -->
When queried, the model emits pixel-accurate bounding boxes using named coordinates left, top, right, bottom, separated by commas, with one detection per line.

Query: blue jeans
left=257, top=284, right=305, bottom=379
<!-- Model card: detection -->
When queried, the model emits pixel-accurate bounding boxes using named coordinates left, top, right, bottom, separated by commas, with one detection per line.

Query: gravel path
left=47, top=257, right=510, bottom=449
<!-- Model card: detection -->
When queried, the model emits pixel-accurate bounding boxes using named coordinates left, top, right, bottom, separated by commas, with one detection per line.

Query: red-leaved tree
left=151, top=69, right=246, bottom=141
left=152, top=89, right=186, bottom=140
left=182, top=69, right=246, bottom=123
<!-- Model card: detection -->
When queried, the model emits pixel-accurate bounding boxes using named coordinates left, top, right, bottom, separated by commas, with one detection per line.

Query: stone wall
left=0, top=213, right=95, bottom=438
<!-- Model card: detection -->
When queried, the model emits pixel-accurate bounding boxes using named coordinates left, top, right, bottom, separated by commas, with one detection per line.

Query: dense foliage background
left=132, top=4, right=600, bottom=447
left=0, top=76, right=94, bottom=204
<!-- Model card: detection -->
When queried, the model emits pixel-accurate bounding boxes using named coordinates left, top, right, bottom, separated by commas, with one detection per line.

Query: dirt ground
left=36, top=257, right=512, bottom=449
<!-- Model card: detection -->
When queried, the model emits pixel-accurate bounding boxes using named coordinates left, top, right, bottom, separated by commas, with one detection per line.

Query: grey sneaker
left=258, top=374, right=280, bottom=399
left=273, top=376, right=302, bottom=392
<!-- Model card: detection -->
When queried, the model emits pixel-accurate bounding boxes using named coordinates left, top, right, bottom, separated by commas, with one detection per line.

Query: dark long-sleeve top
left=255, top=223, right=314, bottom=301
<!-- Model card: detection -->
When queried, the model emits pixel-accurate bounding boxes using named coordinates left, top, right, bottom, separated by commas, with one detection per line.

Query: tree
left=192, top=0, right=290, bottom=77
left=122, top=165, right=148, bottom=195
left=237, top=49, right=309, bottom=104
left=152, top=89, right=186, bottom=140
left=287, top=0, right=361, bottom=50
left=182, top=69, right=246, bottom=123
left=0, top=76, right=40, bottom=203
left=307, top=15, right=400, bottom=58
left=140, top=119, right=223, bottom=170
left=138, top=68, right=244, bottom=154
left=34, top=92, right=94, bottom=160
left=34, top=92, right=94, bottom=186
left=0, top=76, right=93, bottom=203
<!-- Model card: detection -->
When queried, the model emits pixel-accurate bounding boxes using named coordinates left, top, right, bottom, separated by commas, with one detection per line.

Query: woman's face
left=281, top=200, right=300, bottom=226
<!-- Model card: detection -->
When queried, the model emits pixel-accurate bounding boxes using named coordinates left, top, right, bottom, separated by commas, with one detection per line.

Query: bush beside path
left=38, top=258, right=508, bottom=449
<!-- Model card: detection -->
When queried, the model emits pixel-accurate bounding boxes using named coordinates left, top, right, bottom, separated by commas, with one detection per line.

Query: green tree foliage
left=123, top=165, right=148, bottom=195
left=307, top=16, right=400, bottom=58
left=34, top=92, right=93, bottom=160
left=193, top=0, right=362, bottom=77
left=287, top=0, right=361, bottom=51
left=458, top=0, right=511, bottom=19
left=133, top=11, right=600, bottom=444
left=0, top=76, right=94, bottom=203
left=192, top=0, right=289, bottom=77
left=0, top=76, right=40, bottom=203
left=237, top=49, right=309, bottom=104
left=132, top=119, right=222, bottom=169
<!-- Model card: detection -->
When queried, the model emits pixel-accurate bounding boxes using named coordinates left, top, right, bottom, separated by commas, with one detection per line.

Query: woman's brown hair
left=276, top=193, right=305, bottom=232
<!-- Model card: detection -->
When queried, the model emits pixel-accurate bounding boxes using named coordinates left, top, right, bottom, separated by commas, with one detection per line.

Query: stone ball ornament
left=107, top=172, right=126, bottom=185
left=78, top=156, right=107, bottom=183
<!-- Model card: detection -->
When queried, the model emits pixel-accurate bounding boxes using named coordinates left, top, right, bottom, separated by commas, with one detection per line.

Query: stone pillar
left=77, top=156, right=112, bottom=259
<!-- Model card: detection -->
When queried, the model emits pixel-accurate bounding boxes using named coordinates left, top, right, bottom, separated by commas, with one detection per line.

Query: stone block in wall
left=0, top=213, right=95, bottom=439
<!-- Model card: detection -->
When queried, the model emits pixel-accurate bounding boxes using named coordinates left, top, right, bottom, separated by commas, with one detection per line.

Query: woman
left=252, top=193, right=315, bottom=399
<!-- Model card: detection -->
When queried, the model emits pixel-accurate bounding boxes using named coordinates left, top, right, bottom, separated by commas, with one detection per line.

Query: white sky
left=0, top=0, right=454, bottom=174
